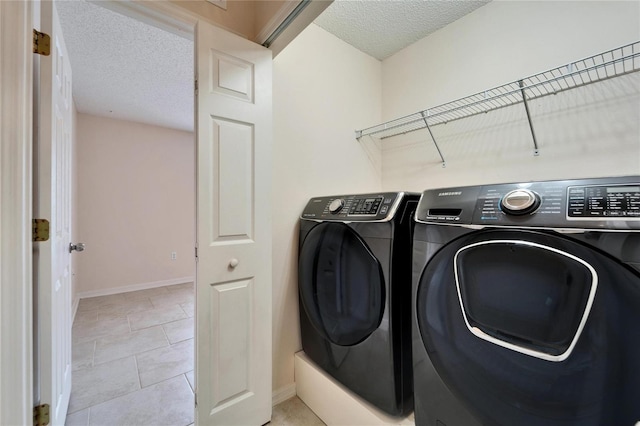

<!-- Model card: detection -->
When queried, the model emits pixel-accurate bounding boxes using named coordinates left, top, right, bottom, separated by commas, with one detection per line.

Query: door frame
left=0, top=1, right=34, bottom=425
left=0, top=2, right=196, bottom=424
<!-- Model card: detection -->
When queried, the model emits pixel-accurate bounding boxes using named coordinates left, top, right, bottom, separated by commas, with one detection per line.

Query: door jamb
left=0, top=1, right=34, bottom=425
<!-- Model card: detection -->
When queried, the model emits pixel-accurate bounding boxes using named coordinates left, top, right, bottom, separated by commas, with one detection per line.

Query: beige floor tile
left=180, top=301, right=194, bottom=317
left=149, top=289, right=194, bottom=308
left=94, top=326, right=169, bottom=365
left=271, top=397, right=326, bottom=426
left=88, top=375, right=194, bottom=426
left=96, top=299, right=154, bottom=321
left=72, top=341, right=95, bottom=371
left=74, top=309, right=98, bottom=323
left=72, top=317, right=130, bottom=344
left=136, top=339, right=193, bottom=388
left=68, top=356, right=140, bottom=413
left=65, top=408, right=89, bottom=426
left=165, top=282, right=194, bottom=292
left=77, top=294, right=122, bottom=312
left=115, top=286, right=170, bottom=302
left=128, top=304, right=187, bottom=331
left=162, top=317, right=194, bottom=344
left=70, top=288, right=198, bottom=424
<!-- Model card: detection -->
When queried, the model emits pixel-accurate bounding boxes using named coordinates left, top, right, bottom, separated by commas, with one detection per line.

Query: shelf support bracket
left=519, top=80, right=540, bottom=156
left=421, top=111, right=446, bottom=167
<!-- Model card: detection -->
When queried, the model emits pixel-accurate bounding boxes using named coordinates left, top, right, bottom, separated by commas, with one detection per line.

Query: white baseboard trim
left=272, top=383, right=297, bottom=407
left=76, top=276, right=195, bottom=299
left=72, top=297, right=80, bottom=322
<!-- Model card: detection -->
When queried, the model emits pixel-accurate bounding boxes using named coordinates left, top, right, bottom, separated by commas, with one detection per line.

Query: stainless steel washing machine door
left=415, top=229, right=640, bottom=426
left=299, top=222, right=385, bottom=346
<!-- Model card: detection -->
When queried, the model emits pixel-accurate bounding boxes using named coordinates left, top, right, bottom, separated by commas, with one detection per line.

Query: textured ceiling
left=54, top=0, right=490, bottom=134
left=56, top=1, right=194, bottom=132
left=315, top=0, right=491, bottom=60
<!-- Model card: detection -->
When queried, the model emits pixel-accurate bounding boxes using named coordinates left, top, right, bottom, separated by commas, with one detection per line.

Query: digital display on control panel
left=349, top=197, right=382, bottom=215
left=568, top=184, right=640, bottom=218
left=607, top=186, right=640, bottom=193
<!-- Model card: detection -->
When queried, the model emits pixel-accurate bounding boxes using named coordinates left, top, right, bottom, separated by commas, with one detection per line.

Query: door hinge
left=194, top=79, right=198, bottom=94
left=33, top=29, right=51, bottom=56
left=33, top=404, right=50, bottom=426
left=32, top=219, right=50, bottom=242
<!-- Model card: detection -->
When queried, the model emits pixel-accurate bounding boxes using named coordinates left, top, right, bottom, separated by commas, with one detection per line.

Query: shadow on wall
left=380, top=73, right=640, bottom=191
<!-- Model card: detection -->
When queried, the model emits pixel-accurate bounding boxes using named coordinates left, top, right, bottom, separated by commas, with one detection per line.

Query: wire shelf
left=356, top=41, right=640, bottom=142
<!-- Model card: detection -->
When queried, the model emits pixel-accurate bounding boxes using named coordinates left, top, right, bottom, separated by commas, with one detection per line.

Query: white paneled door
left=35, top=1, right=73, bottom=424
left=195, top=20, right=273, bottom=425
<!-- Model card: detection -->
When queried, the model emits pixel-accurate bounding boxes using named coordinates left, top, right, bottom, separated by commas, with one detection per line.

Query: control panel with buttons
left=568, top=184, right=640, bottom=218
left=301, top=192, right=409, bottom=222
left=415, top=176, right=640, bottom=230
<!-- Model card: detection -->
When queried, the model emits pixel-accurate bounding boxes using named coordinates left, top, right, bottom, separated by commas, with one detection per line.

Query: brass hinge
left=33, top=404, right=50, bottom=426
left=32, top=219, right=50, bottom=242
left=33, top=29, right=51, bottom=56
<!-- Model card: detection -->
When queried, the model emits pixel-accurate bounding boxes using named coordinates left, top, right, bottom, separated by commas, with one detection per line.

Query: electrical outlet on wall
left=171, top=251, right=177, bottom=261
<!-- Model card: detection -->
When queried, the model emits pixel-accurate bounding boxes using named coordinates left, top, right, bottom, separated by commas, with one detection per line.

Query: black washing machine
left=412, top=177, right=640, bottom=426
left=298, top=191, right=418, bottom=416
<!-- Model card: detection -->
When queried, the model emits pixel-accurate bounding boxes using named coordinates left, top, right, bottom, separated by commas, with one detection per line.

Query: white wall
left=381, top=1, right=640, bottom=191
left=75, top=113, right=195, bottom=296
left=272, top=23, right=383, bottom=392
left=272, top=0, right=640, bottom=398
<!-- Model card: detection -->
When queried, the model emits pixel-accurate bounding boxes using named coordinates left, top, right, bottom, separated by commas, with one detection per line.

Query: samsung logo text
left=438, top=191, right=462, bottom=197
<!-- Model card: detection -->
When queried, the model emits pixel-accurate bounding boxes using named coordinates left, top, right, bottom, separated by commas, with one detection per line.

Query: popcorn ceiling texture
left=55, top=1, right=194, bottom=132
left=314, top=0, right=490, bottom=61
left=54, top=0, right=489, bottom=132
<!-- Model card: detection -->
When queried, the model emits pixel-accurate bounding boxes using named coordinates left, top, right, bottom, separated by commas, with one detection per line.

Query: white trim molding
left=254, top=1, right=301, bottom=45
left=267, top=1, right=332, bottom=58
left=0, top=1, right=34, bottom=425
left=90, top=0, right=197, bottom=41
left=206, top=0, right=227, bottom=11
left=76, top=276, right=195, bottom=299
left=272, top=382, right=297, bottom=407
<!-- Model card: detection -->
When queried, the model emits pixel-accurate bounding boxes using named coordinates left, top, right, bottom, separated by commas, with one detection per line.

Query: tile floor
left=66, top=283, right=324, bottom=426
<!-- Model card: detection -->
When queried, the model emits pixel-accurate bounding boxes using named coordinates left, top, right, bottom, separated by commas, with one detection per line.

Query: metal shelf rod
left=356, top=41, right=640, bottom=144
left=421, top=111, right=446, bottom=167
left=519, top=80, right=540, bottom=156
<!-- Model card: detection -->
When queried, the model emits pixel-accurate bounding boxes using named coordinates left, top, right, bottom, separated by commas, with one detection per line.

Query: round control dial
left=328, top=199, right=345, bottom=214
left=500, top=189, right=541, bottom=215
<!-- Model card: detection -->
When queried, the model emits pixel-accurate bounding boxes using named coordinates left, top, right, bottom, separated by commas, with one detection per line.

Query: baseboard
left=72, top=297, right=80, bottom=322
left=272, top=383, right=297, bottom=406
left=76, top=276, right=195, bottom=299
